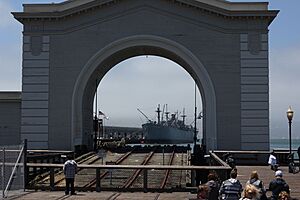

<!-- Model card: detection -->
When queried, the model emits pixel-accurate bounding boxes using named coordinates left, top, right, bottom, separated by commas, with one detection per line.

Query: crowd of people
left=196, top=169, right=294, bottom=200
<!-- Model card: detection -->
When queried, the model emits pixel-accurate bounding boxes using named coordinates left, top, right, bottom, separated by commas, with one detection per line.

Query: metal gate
left=0, top=143, right=25, bottom=198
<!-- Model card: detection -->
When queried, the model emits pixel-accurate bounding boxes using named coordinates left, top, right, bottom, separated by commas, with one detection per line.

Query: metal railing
left=26, top=163, right=231, bottom=192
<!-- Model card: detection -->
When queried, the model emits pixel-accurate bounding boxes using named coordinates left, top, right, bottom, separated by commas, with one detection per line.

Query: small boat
left=139, top=105, right=194, bottom=144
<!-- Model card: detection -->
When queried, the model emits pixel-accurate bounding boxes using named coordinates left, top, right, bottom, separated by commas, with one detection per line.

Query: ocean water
left=270, top=138, right=300, bottom=159
left=131, top=139, right=300, bottom=153
left=270, top=138, right=300, bottom=150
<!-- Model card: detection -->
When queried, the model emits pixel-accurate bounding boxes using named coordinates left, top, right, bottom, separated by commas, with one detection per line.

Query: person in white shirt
left=268, top=151, right=278, bottom=171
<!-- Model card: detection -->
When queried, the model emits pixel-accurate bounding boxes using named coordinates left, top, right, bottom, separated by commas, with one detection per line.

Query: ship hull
left=142, top=123, right=194, bottom=144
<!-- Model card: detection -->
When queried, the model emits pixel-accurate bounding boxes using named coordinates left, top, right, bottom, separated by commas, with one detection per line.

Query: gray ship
left=139, top=105, right=194, bottom=144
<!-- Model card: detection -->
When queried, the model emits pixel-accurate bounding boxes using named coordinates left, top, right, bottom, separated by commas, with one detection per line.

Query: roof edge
left=12, top=0, right=279, bottom=25
left=22, top=0, right=270, bottom=13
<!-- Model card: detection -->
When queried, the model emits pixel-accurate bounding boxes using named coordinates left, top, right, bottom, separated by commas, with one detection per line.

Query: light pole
left=286, top=106, right=294, bottom=155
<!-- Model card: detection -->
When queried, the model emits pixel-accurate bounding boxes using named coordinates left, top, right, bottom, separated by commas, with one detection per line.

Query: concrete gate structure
left=13, top=0, right=278, bottom=151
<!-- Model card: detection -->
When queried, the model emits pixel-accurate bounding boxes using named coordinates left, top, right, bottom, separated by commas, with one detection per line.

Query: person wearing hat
left=269, top=170, right=290, bottom=200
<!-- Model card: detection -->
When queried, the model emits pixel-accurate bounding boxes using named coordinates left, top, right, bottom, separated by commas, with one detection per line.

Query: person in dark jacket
left=269, top=170, right=289, bottom=200
left=219, top=170, right=243, bottom=200
left=205, top=172, right=220, bottom=200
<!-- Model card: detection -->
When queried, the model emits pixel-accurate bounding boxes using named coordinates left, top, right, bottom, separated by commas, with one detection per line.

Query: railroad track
left=82, top=149, right=134, bottom=188
left=121, top=146, right=157, bottom=189
left=160, top=146, right=176, bottom=189
left=104, top=193, right=161, bottom=200
left=30, top=152, right=94, bottom=186
left=31, top=145, right=189, bottom=191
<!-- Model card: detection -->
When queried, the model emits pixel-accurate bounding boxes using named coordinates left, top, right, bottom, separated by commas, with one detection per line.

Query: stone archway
left=72, top=35, right=217, bottom=150
left=14, top=0, right=277, bottom=151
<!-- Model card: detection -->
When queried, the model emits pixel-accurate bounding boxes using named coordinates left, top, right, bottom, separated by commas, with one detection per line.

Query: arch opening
left=92, top=55, right=203, bottom=144
left=72, top=35, right=217, bottom=150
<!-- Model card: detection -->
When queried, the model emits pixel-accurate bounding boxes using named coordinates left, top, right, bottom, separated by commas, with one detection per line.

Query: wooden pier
left=7, top=165, right=300, bottom=200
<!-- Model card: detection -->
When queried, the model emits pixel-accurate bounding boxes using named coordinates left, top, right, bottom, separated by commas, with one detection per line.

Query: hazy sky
left=0, top=0, right=299, bottom=139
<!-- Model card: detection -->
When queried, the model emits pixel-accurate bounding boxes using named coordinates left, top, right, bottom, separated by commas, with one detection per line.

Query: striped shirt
left=63, top=160, right=77, bottom=179
left=219, top=178, right=243, bottom=200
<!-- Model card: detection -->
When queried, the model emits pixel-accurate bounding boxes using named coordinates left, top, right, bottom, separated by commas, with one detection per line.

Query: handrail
left=210, top=151, right=229, bottom=167
left=27, top=163, right=231, bottom=170
left=27, top=162, right=231, bottom=192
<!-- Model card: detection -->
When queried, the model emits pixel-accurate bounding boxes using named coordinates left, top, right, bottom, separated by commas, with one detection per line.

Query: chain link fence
left=0, top=144, right=24, bottom=198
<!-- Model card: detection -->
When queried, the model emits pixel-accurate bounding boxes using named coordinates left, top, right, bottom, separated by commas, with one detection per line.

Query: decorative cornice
left=12, top=0, right=279, bottom=25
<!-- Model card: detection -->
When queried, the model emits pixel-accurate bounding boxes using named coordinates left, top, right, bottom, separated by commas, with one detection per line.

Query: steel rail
left=160, top=146, right=176, bottom=189
left=122, top=146, right=157, bottom=189
left=36, top=152, right=100, bottom=186
left=29, top=152, right=93, bottom=185
left=82, top=149, right=134, bottom=188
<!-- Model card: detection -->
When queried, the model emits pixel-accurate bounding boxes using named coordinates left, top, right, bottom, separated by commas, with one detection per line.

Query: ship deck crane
left=137, top=108, right=152, bottom=123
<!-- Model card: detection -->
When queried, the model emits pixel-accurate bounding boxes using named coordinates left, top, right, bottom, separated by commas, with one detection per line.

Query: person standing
left=197, top=184, right=209, bottom=200
left=278, top=191, right=291, bottom=200
left=269, top=170, right=289, bottom=200
left=239, top=184, right=259, bottom=200
left=63, top=154, right=78, bottom=195
left=268, top=151, right=278, bottom=171
left=246, top=171, right=267, bottom=200
left=219, top=170, right=243, bottom=200
left=297, top=146, right=300, bottom=165
left=205, top=172, right=220, bottom=200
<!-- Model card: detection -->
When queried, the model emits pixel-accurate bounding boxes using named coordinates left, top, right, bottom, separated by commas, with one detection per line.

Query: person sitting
left=268, top=151, right=278, bottom=171
left=269, top=170, right=290, bottom=200
left=239, top=184, right=259, bottom=200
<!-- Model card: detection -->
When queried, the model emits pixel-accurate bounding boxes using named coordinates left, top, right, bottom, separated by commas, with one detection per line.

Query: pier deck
left=6, top=165, right=300, bottom=199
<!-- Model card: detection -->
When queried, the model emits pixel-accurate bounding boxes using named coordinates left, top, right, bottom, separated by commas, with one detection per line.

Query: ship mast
left=156, top=104, right=161, bottom=124
left=181, top=108, right=186, bottom=125
left=161, top=104, right=165, bottom=122
left=165, top=104, right=169, bottom=124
